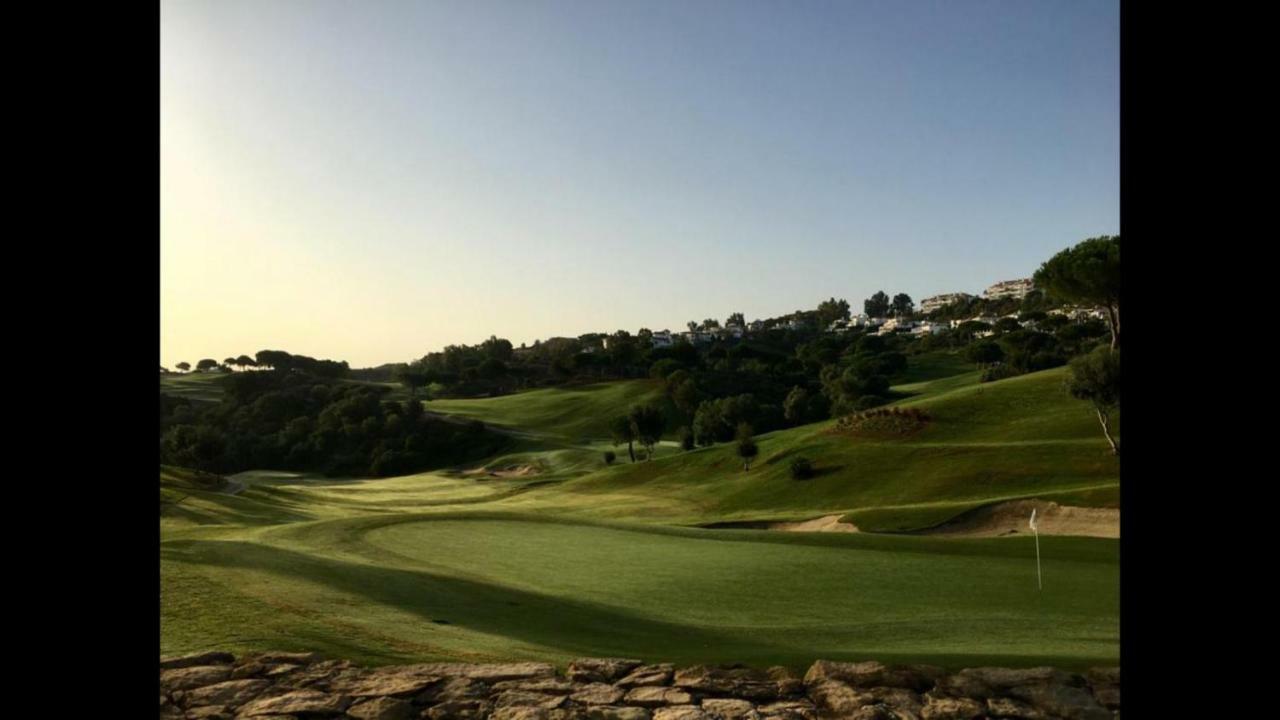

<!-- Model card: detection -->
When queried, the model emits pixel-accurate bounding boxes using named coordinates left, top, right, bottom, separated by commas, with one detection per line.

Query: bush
left=678, top=426, right=695, bottom=451
left=980, top=364, right=1021, bottom=383
left=790, top=457, right=815, bottom=480
left=603, top=450, right=616, bottom=465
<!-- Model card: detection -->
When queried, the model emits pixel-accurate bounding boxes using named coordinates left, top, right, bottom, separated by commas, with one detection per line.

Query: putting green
left=162, top=513, right=1117, bottom=669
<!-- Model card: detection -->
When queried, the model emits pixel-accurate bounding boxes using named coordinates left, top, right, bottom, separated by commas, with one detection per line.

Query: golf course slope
left=161, top=362, right=1119, bottom=671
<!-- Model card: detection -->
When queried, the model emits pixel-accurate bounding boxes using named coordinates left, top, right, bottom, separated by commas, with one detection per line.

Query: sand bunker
left=463, top=464, right=541, bottom=479
left=914, top=499, right=1118, bottom=538
left=769, top=514, right=860, bottom=533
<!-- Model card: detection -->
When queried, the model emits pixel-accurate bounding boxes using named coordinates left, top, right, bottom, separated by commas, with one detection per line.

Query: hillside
left=429, top=379, right=671, bottom=443
left=161, top=360, right=1118, bottom=671
left=486, top=366, right=1118, bottom=531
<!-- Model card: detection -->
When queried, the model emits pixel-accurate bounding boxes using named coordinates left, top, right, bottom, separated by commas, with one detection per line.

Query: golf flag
left=1030, top=508, right=1042, bottom=591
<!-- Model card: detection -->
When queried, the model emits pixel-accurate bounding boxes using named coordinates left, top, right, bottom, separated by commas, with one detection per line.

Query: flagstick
left=1030, top=508, right=1042, bottom=591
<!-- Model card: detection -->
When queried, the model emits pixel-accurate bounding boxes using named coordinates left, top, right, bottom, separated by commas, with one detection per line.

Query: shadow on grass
left=161, top=538, right=757, bottom=664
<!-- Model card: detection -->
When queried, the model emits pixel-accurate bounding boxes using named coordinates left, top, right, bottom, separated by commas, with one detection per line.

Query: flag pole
left=1030, top=508, right=1042, bottom=591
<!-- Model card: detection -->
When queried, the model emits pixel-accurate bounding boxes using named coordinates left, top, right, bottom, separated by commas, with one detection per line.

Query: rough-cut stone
left=155, top=652, right=1117, bottom=720
left=160, top=651, right=236, bottom=670
left=345, top=695, right=415, bottom=720
left=866, top=687, right=923, bottom=716
left=495, top=690, right=568, bottom=710
left=177, top=679, right=272, bottom=709
left=568, top=658, right=645, bottom=684
left=616, top=664, right=675, bottom=688
left=934, top=667, right=1108, bottom=720
left=572, top=683, right=627, bottom=705
left=652, top=706, right=709, bottom=720
left=755, top=699, right=817, bottom=720
left=765, top=667, right=804, bottom=698
left=491, top=707, right=552, bottom=720
left=161, top=664, right=233, bottom=691
left=411, top=662, right=557, bottom=682
left=333, top=671, right=442, bottom=697
left=624, top=687, right=695, bottom=707
left=579, top=707, right=652, bottom=720
left=492, top=678, right=578, bottom=695
left=417, top=676, right=491, bottom=704
left=803, top=661, right=943, bottom=692
left=184, top=705, right=233, bottom=719
left=986, top=696, right=1049, bottom=719
left=1086, top=667, right=1120, bottom=711
left=236, top=689, right=351, bottom=716
left=807, top=680, right=874, bottom=714
left=920, top=694, right=984, bottom=720
left=423, top=699, right=491, bottom=719
left=673, top=666, right=778, bottom=701
left=700, top=698, right=758, bottom=720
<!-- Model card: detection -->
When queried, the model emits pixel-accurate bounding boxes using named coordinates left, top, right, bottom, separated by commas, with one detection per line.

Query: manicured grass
left=160, top=372, right=230, bottom=403
left=161, top=363, right=1119, bottom=671
left=496, top=367, right=1118, bottom=530
left=429, top=380, right=670, bottom=442
left=163, top=512, right=1116, bottom=670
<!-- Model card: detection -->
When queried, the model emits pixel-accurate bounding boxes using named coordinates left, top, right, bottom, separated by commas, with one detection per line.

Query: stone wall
left=159, top=652, right=1119, bottom=720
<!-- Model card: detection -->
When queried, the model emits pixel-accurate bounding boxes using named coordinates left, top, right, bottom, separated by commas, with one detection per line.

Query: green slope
left=429, top=380, right=670, bottom=442
left=494, top=367, right=1119, bottom=530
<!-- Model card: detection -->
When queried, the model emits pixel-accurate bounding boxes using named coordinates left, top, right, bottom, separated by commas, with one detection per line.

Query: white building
left=650, top=330, right=674, bottom=348
left=912, top=321, right=948, bottom=336
left=920, top=292, right=975, bottom=314
left=982, top=278, right=1035, bottom=300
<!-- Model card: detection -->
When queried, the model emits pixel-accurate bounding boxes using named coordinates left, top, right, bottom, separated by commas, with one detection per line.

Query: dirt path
left=912, top=499, right=1118, bottom=538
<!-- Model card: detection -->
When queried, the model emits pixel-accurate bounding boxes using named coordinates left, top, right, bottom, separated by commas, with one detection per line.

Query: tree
left=735, top=422, right=758, bottom=471
left=1033, top=235, right=1120, bottom=348
left=864, top=291, right=890, bottom=318
left=726, top=312, right=745, bottom=327
left=678, top=426, right=695, bottom=451
left=790, top=457, right=814, bottom=480
left=702, top=319, right=721, bottom=330
left=223, top=357, right=237, bottom=369
left=235, top=355, right=256, bottom=371
left=783, top=386, right=811, bottom=426
left=1066, top=347, right=1120, bottom=456
left=196, top=358, right=218, bottom=372
left=816, top=298, right=852, bottom=329
left=891, top=293, right=914, bottom=318
left=610, top=415, right=636, bottom=462
left=628, top=403, right=666, bottom=461
left=396, top=364, right=430, bottom=400
left=965, top=341, right=1004, bottom=369
left=176, top=362, right=190, bottom=373
left=603, top=450, right=616, bottom=465
left=687, top=321, right=699, bottom=333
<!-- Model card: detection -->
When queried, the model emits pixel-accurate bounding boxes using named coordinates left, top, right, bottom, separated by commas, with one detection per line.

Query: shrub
left=603, top=450, right=616, bottom=465
left=790, top=457, right=815, bottom=480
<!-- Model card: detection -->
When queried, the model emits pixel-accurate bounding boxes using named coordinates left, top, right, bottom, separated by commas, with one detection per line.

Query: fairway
left=162, top=512, right=1117, bottom=670
left=161, top=365, right=1119, bottom=672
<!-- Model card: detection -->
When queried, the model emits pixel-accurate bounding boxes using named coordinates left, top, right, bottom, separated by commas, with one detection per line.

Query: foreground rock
left=158, top=651, right=1118, bottom=719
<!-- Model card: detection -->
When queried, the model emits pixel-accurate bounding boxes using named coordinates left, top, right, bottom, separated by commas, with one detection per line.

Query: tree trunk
left=1106, top=303, right=1120, bottom=349
left=1097, top=408, right=1119, bottom=456
left=627, top=440, right=635, bottom=463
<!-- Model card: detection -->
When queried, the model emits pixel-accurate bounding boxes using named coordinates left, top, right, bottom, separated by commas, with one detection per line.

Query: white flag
left=1029, top=508, right=1038, bottom=531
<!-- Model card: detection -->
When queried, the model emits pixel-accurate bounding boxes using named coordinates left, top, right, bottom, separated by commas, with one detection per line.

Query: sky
left=161, top=0, right=1118, bottom=369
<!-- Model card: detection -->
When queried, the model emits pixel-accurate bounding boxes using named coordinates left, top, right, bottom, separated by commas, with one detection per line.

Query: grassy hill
left=491, top=366, right=1118, bottom=531
left=161, top=360, right=1119, bottom=671
left=429, top=379, right=670, bottom=442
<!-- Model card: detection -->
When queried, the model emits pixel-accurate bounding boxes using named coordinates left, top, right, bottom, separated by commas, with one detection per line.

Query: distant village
left=620, top=277, right=1108, bottom=352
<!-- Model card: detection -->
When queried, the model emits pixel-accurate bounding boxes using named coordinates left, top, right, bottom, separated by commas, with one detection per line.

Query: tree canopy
left=1034, top=235, right=1120, bottom=348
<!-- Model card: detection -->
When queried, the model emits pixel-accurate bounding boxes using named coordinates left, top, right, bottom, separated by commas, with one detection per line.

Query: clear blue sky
left=162, top=0, right=1118, bottom=368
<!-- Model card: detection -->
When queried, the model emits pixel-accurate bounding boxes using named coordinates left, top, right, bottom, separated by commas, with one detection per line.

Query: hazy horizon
left=161, top=0, right=1118, bottom=369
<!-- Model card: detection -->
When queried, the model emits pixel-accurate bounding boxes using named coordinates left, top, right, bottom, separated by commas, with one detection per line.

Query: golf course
left=160, top=357, right=1120, bottom=672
